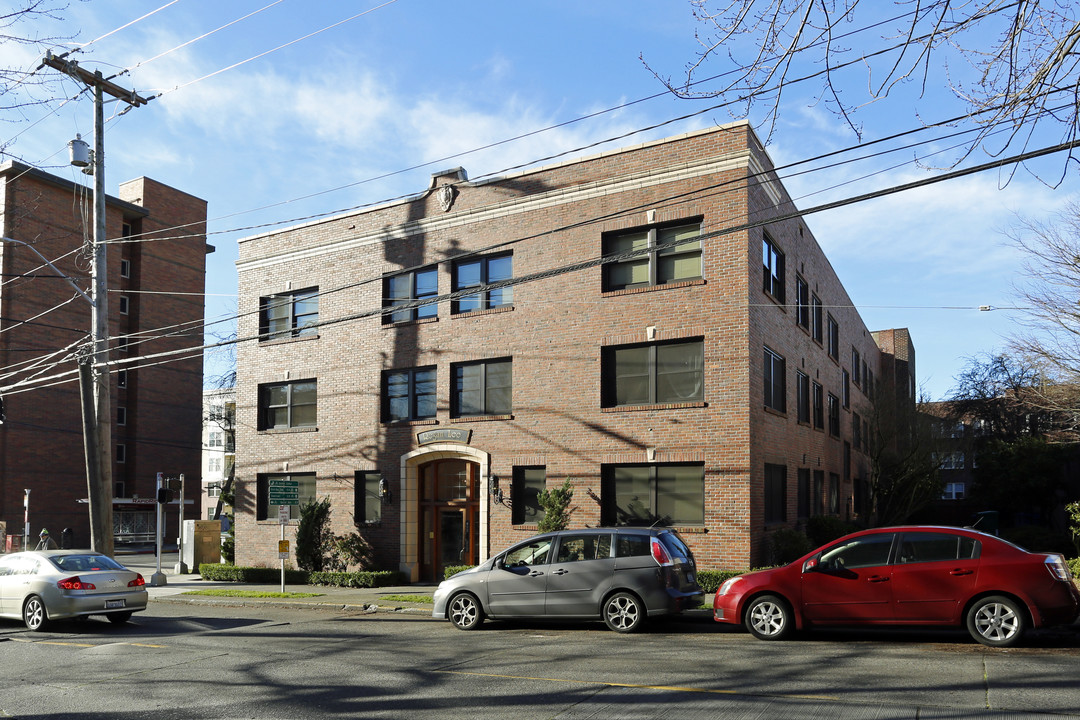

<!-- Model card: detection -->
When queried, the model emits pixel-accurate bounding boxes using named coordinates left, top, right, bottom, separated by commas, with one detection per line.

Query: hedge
left=198, top=564, right=403, bottom=587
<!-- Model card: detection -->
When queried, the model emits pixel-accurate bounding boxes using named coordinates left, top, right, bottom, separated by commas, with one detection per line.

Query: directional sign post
left=268, top=478, right=299, bottom=593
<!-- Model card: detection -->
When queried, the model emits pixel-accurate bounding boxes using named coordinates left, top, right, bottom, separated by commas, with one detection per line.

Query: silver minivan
left=432, top=527, right=702, bottom=633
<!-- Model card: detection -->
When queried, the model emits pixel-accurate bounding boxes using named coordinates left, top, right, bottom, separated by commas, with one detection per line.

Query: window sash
left=386, top=268, right=438, bottom=323
left=262, top=289, right=319, bottom=340
left=762, top=235, right=785, bottom=301
left=602, top=463, right=704, bottom=526
left=764, top=347, right=785, bottom=412
left=764, top=463, right=786, bottom=524
left=453, top=359, right=512, bottom=416
left=453, top=254, right=513, bottom=313
left=512, top=466, right=546, bottom=525
left=604, top=222, right=702, bottom=291
left=261, top=380, right=317, bottom=429
left=385, top=367, right=436, bottom=421
left=797, top=372, right=810, bottom=423
left=608, top=339, right=703, bottom=406
left=355, top=471, right=382, bottom=524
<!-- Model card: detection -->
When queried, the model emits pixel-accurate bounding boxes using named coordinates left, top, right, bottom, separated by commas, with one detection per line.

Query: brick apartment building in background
left=234, top=121, right=916, bottom=578
left=0, top=161, right=209, bottom=550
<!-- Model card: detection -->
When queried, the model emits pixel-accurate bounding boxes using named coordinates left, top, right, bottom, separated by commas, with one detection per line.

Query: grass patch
left=379, top=594, right=434, bottom=604
left=182, top=588, right=323, bottom=599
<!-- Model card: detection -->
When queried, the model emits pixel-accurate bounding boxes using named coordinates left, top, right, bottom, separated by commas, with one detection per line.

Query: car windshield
left=49, top=554, right=125, bottom=572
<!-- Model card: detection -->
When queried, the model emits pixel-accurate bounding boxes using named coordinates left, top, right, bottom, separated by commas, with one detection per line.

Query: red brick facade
left=234, top=122, right=912, bottom=577
left=0, top=163, right=208, bottom=549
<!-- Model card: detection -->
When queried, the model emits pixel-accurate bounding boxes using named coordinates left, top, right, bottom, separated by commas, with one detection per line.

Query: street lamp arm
left=1, top=236, right=92, bottom=305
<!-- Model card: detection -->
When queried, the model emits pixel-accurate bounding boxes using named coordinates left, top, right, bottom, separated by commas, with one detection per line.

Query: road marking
left=12, top=638, right=167, bottom=649
left=436, top=670, right=840, bottom=702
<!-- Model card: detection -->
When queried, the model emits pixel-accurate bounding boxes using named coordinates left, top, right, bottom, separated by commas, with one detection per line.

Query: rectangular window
left=829, top=473, right=840, bottom=514
left=762, top=234, right=785, bottom=302
left=384, top=267, right=438, bottom=324
left=512, top=466, right=546, bottom=525
left=797, top=468, right=811, bottom=520
left=601, top=463, right=705, bottom=526
left=257, top=472, right=316, bottom=521
left=120, top=258, right=131, bottom=278
left=355, top=471, right=383, bottom=524
left=116, top=443, right=126, bottom=464
left=258, top=380, right=317, bottom=430
left=796, top=275, right=810, bottom=329
left=827, top=314, right=839, bottom=360
left=796, top=371, right=810, bottom=424
left=209, top=431, right=223, bottom=447
left=453, top=253, right=513, bottom=313
left=452, top=358, right=512, bottom=417
left=119, top=295, right=129, bottom=315
left=117, top=406, right=127, bottom=426
left=813, top=470, right=825, bottom=515
left=260, top=287, right=319, bottom=340
left=383, top=367, right=436, bottom=422
left=763, top=346, right=786, bottom=413
left=812, top=381, right=824, bottom=430
left=811, top=294, right=823, bottom=343
left=117, top=369, right=127, bottom=389
left=852, top=348, right=861, bottom=387
left=828, top=392, right=840, bottom=437
left=765, top=463, right=787, bottom=524
left=603, top=338, right=704, bottom=407
left=603, top=220, right=702, bottom=291
left=942, top=482, right=966, bottom=500
left=842, top=369, right=851, bottom=409
left=853, top=411, right=862, bottom=450
left=208, top=457, right=222, bottom=473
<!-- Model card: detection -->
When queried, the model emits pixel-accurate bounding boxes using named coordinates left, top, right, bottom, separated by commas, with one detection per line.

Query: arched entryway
left=399, top=444, right=490, bottom=583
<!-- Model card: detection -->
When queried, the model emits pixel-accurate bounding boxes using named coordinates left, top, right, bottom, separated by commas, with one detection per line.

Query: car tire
left=108, top=611, right=133, bottom=625
left=744, top=594, right=793, bottom=641
left=603, top=592, right=645, bottom=633
left=967, top=595, right=1025, bottom=648
left=23, top=595, right=48, bottom=632
left=448, top=592, right=484, bottom=630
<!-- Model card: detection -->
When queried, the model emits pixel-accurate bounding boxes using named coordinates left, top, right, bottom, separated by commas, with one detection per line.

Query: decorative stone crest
left=438, top=184, right=458, bottom=212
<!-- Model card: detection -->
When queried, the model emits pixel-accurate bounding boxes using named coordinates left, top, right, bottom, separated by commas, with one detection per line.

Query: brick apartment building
left=0, top=161, right=209, bottom=550
left=234, top=121, right=915, bottom=578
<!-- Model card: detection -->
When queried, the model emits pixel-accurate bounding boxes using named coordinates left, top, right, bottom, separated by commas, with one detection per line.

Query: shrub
left=1068, top=557, right=1080, bottom=579
left=308, top=570, right=404, bottom=588
left=805, top=515, right=858, bottom=547
left=326, top=532, right=375, bottom=572
left=695, top=569, right=746, bottom=594
left=768, top=527, right=813, bottom=565
left=443, top=565, right=475, bottom=580
left=198, top=564, right=403, bottom=587
left=536, top=478, right=574, bottom=532
left=1001, top=525, right=1073, bottom=554
left=295, top=497, right=334, bottom=572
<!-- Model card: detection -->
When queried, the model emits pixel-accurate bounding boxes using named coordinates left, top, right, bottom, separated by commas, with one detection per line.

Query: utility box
left=182, top=520, right=222, bottom=570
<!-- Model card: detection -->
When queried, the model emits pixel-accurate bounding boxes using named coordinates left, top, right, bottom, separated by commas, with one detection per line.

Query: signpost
left=268, top=478, right=298, bottom=592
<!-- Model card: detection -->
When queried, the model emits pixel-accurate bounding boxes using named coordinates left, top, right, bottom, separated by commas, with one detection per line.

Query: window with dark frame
left=797, top=370, right=810, bottom=424
left=116, top=443, right=126, bottom=464
left=602, top=338, right=704, bottom=407
left=603, top=220, right=702, bottom=291
left=813, top=469, right=825, bottom=515
left=842, top=368, right=851, bottom=408
left=797, top=468, right=810, bottom=520
left=811, top=294, right=823, bottom=343
left=812, top=380, right=824, bottom=429
left=452, top=253, right=513, bottom=313
left=829, top=472, right=840, bottom=514
left=383, top=267, right=438, bottom=324
left=762, top=234, right=785, bottom=301
left=354, top=471, right=382, bottom=524
left=763, top=346, right=786, bottom=412
left=764, top=463, right=787, bottom=524
left=383, top=367, right=436, bottom=422
left=828, top=392, right=840, bottom=437
left=796, top=275, right=810, bottom=329
left=852, top=348, right=861, bottom=387
left=259, top=288, right=319, bottom=340
left=827, top=314, right=839, bottom=360
left=452, top=358, right=512, bottom=417
left=600, top=463, right=705, bottom=526
left=257, top=472, right=316, bottom=521
left=117, top=369, right=127, bottom=389
left=258, top=379, right=317, bottom=430
left=119, top=295, right=129, bottom=315
left=120, top=258, right=131, bottom=278
left=512, top=466, right=546, bottom=525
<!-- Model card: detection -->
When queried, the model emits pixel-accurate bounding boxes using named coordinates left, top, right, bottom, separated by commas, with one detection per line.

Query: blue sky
left=4, top=1, right=1076, bottom=400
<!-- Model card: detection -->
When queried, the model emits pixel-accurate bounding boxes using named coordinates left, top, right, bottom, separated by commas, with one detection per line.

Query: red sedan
left=714, top=526, right=1080, bottom=647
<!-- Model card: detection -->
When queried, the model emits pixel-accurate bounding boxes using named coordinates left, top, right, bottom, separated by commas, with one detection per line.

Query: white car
left=0, top=550, right=149, bottom=631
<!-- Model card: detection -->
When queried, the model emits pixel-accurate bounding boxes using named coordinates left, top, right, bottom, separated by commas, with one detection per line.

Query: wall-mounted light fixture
left=489, top=474, right=505, bottom=505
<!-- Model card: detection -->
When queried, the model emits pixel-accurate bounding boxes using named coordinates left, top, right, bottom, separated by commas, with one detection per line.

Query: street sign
left=278, top=505, right=290, bottom=524
left=278, top=540, right=289, bottom=559
left=267, top=478, right=299, bottom=505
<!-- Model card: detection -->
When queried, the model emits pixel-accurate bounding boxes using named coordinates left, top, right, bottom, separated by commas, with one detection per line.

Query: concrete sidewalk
left=123, top=553, right=439, bottom=615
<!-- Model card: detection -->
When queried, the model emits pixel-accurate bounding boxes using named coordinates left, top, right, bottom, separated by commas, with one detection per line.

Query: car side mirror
left=802, top=557, right=819, bottom=573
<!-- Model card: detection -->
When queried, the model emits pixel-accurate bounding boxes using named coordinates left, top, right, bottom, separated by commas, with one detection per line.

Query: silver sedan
left=0, top=550, right=149, bottom=630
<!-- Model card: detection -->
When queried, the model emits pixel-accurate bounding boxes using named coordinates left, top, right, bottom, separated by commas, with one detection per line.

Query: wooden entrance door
left=418, top=459, right=479, bottom=582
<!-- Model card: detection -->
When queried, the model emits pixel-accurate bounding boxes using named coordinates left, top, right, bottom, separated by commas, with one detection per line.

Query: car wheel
left=448, top=593, right=483, bottom=630
left=603, top=592, right=645, bottom=633
left=23, top=595, right=48, bottom=632
left=108, top=611, right=133, bottom=625
left=744, top=594, right=793, bottom=640
left=967, top=595, right=1025, bottom=648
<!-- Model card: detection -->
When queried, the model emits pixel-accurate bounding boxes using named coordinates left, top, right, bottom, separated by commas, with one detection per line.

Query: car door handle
left=949, top=569, right=973, bottom=576
left=552, top=569, right=569, bottom=575
left=867, top=575, right=890, bottom=583
left=529, top=570, right=545, bottom=577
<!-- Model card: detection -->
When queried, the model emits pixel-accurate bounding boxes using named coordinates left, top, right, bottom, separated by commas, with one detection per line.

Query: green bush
left=198, top=564, right=402, bottom=587
left=696, top=569, right=747, bottom=594
left=768, top=527, right=813, bottom=565
left=444, top=565, right=475, bottom=580
left=1000, top=525, right=1073, bottom=554
left=805, top=515, right=858, bottom=546
left=1068, top=557, right=1080, bottom=579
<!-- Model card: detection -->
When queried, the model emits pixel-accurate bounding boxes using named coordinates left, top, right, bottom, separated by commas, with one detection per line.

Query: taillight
left=651, top=538, right=672, bottom=566
left=57, top=576, right=96, bottom=590
left=1045, top=556, right=1072, bottom=582
left=128, top=574, right=146, bottom=588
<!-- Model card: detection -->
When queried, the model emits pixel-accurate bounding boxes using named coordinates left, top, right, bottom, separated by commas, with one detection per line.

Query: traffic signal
left=156, top=487, right=174, bottom=504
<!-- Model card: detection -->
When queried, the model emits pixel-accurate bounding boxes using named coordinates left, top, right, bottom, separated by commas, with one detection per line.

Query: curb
left=149, top=594, right=435, bottom=616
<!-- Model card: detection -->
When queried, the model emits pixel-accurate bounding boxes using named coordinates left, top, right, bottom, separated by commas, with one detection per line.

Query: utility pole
left=40, top=51, right=149, bottom=556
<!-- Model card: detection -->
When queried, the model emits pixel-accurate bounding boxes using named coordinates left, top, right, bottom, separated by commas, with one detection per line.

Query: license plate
left=106, top=600, right=126, bottom=609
